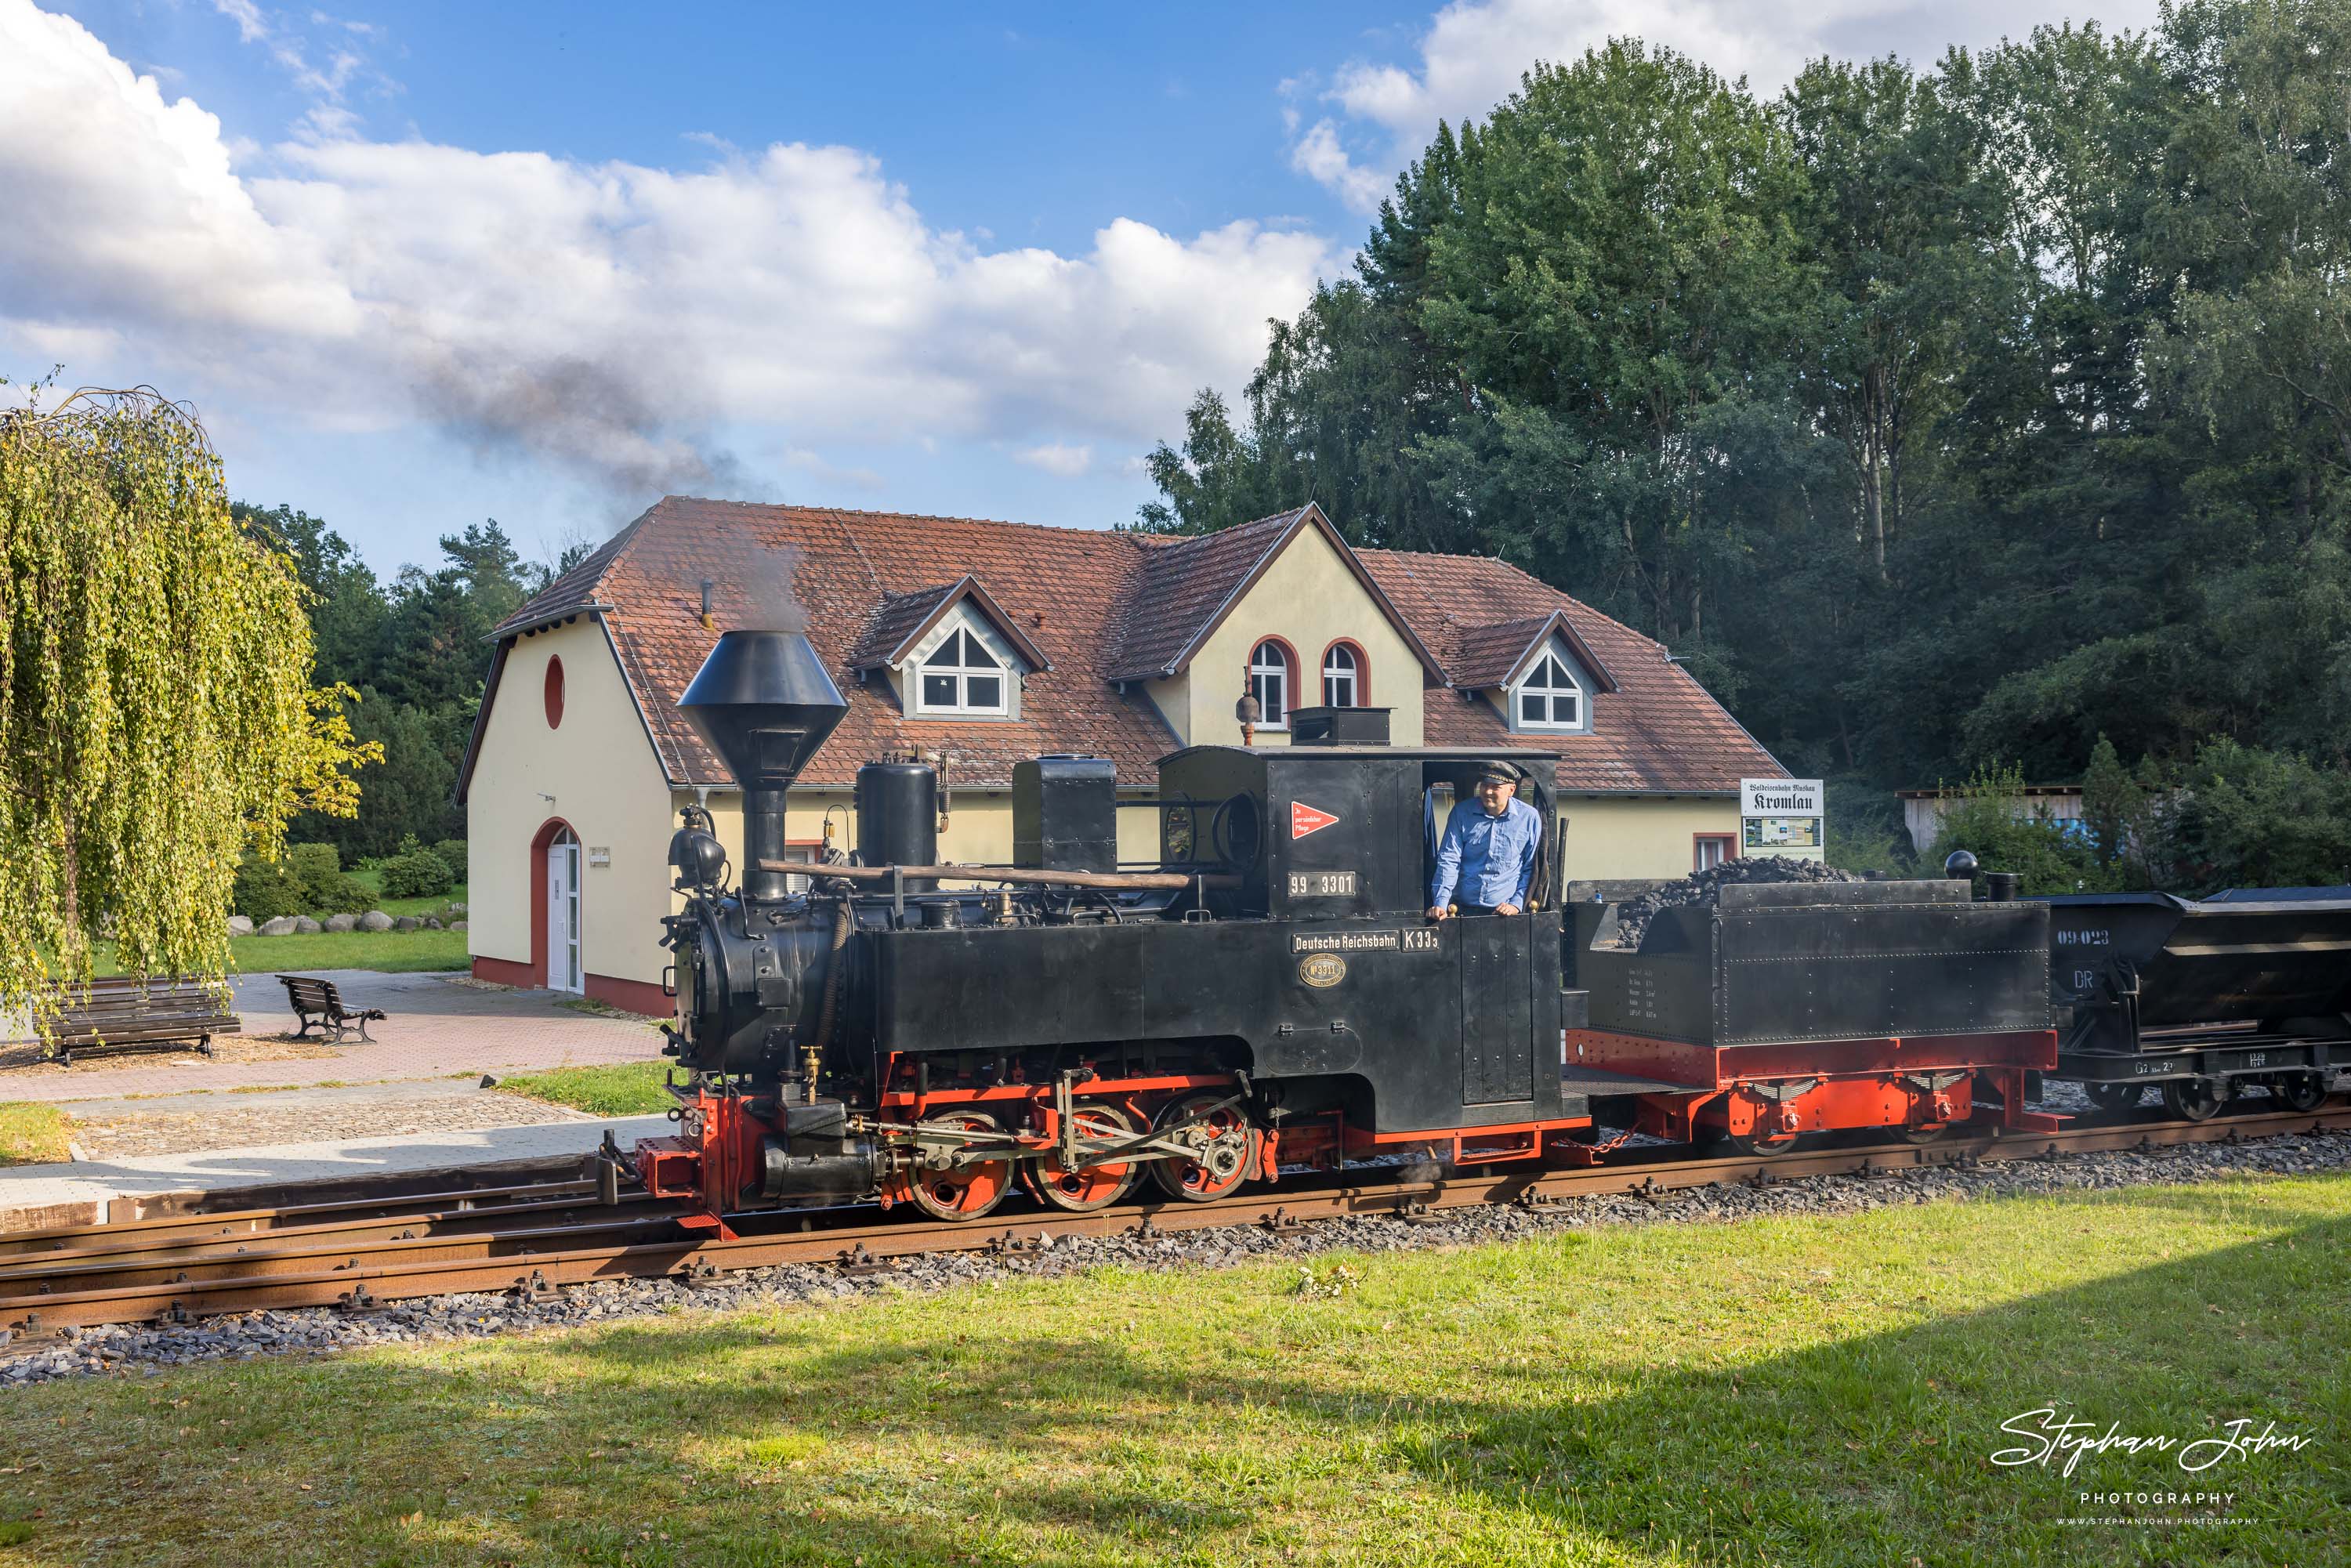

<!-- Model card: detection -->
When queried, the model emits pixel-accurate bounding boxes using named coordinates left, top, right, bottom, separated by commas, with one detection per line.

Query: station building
left=457, top=498, right=1783, bottom=1012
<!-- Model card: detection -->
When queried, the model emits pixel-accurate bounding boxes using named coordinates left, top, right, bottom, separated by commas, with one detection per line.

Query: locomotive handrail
left=759, top=860, right=1240, bottom=893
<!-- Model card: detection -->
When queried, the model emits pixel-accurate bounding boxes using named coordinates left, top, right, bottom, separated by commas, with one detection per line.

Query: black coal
left=1600, top=856, right=1866, bottom=950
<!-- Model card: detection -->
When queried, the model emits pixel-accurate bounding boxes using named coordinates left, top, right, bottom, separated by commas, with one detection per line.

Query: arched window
left=918, top=627, right=1006, bottom=715
left=1250, top=640, right=1293, bottom=728
left=1321, top=643, right=1361, bottom=708
left=1516, top=650, right=1584, bottom=729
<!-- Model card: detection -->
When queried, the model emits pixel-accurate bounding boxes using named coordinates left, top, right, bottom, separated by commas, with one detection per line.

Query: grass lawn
left=1, top=1175, right=2343, bottom=1566
left=225, top=928, right=469, bottom=976
left=0, top=1102, right=70, bottom=1165
left=498, top=1059, right=674, bottom=1116
left=346, top=869, right=469, bottom=921
left=78, top=929, right=469, bottom=979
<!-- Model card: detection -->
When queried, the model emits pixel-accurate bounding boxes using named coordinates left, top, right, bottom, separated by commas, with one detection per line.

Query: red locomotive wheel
left=1023, top=1103, right=1139, bottom=1213
left=1148, top=1092, right=1259, bottom=1201
left=907, top=1111, right=1014, bottom=1222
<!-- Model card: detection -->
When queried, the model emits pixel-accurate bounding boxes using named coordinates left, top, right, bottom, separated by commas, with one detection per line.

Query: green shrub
left=231, top=853, right=306, bottom=922
left=379, top=835, right=456, bottom=899
left=433, top=837, right=469, bottom=883
left=1925, top=764, right=2119, bottom=896
left=286, top=842, right=371, bottom=914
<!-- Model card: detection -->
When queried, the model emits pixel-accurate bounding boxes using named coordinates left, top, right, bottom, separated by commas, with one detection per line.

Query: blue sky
left=4, top=0, right=2159, bottom=578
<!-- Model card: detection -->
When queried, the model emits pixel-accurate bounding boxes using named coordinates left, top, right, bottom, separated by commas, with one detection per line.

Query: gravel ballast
left=4, top=1117, right=2346, bottom=1387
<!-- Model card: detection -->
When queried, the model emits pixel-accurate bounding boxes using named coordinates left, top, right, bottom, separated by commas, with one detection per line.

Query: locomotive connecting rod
left=758, top=860, right=1238, bottom=893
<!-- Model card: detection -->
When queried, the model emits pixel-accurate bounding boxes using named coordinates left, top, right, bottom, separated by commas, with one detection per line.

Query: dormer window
left=918, top=628, right=1007, bottom=715
left=1515, top=650, right=1584, bottom=730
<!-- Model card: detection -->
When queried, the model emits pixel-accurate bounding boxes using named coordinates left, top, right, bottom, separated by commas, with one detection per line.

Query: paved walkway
left=1, top=970, right=665, bottom=1103
left=0, top=1114, right=672, bottom=1228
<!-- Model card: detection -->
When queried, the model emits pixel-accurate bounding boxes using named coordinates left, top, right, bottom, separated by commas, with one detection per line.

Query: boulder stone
left=448, top=901, right=468, bottom=915
left=393, top=915, right=421, bottom=932
left=292, top=916, right=323, bottom=935
left=451, top=920, right=469, bottom=932
left=423, top=916, right=444, bottom=930
left=357, top=911, right=393, bottom=932
left=324, top=913, right=357, bottom=933
left=257, top=916, right=298, bottom=936
left=226, top=914, right=255, bottom=938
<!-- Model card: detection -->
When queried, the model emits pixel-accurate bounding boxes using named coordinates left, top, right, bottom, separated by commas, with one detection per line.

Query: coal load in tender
left=1600, top=856, right=1867, bottom=950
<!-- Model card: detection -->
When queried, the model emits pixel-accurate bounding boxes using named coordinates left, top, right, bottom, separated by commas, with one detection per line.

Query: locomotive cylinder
left=857, top=761, right=939, bottom=892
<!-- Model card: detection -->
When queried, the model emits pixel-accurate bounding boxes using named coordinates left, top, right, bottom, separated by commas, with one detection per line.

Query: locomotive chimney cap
left=679, top=628, right=849, bottom=789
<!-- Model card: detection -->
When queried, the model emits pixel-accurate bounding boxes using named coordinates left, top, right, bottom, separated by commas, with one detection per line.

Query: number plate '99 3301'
left=1287, top=871, right=1358, bottom=897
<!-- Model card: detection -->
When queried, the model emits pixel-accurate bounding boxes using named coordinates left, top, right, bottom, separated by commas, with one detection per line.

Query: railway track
left=5, top=1103, right=2346, bottom=1337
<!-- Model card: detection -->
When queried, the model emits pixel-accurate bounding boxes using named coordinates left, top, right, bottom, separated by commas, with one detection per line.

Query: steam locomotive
left=628, top=627, right=2345, bottom=1233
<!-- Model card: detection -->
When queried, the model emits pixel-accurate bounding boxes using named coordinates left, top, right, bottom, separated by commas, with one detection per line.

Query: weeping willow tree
left=0, top=386, right=378, bottom=1025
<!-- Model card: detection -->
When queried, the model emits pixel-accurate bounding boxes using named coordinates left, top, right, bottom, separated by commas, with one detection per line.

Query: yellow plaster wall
left=1552, top=795, right=1742, bottom=882
left=465, top=618, right=679, bottom=987
left=699, top=787, right=1167, bottom=886
left=1165, top=523, right=1428, bottom=750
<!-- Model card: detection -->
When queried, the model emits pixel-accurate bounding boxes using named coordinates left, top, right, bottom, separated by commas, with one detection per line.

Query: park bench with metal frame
left=277, top=974, right=387, bottom=1044
left=41, top=976, right=241, bottom=1066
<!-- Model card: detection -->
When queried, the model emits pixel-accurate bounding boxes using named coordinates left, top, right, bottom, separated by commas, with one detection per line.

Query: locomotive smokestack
left=679, top=629, right=847, bottom=899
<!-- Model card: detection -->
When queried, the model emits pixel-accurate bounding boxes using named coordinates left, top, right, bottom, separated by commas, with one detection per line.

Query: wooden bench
left=41, top=976, right=242, bottom=1066
left=277, top=974, right=386, bottom=1044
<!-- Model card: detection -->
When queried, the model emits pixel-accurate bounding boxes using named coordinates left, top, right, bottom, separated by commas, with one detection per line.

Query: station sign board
left=1739, top=777, right=1825, bottom=858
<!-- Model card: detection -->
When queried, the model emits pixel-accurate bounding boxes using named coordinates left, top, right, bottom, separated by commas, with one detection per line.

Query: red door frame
left=531, top=817, right=578, bottom=987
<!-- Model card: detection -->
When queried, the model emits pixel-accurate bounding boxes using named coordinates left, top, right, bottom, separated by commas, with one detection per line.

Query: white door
left=548, top=829, right=582, bottom=992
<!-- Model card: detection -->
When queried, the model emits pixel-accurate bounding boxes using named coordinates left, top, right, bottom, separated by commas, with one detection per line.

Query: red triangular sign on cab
left=1291, top=801, right=1340, bottom=839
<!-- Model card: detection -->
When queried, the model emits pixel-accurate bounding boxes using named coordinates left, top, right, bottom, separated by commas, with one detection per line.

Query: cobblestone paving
left=67, top=1092, right=592, bottom=1158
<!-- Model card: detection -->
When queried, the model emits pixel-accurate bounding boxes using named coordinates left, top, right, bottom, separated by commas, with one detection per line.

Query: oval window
left=544, top=655, right=565, bottom=729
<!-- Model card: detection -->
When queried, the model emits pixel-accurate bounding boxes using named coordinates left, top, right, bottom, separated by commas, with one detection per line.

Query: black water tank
left=1014, top=755, right=1117, bottom=873
left=857, top=761, right=938, bottom=891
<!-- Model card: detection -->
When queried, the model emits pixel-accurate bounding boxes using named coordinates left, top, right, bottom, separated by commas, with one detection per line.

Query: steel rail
left=4, top=1104, right=2345, bottom=1335
left=0, top=1179, right=606, bottom=1260
left=0, top=1190, right=668, bottom=1273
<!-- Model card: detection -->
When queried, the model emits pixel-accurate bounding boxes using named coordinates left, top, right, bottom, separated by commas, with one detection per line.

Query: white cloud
left=1286, top=0, right=2165, bottom=205
left=212, top=0, right=267, bottom=45
left=1288, top=121, right=1387, bottom=215
left=1014, top=442, right=1093, bottom=477
left=0, top=0, right=1340, bottom=498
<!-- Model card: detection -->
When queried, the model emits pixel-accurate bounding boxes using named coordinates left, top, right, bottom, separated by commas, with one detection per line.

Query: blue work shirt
left=1430, top=795, right=1543, bottom=910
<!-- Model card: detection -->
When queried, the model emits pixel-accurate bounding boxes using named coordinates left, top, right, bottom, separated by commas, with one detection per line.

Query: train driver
left=1427, top=763, right=1542, bottom=920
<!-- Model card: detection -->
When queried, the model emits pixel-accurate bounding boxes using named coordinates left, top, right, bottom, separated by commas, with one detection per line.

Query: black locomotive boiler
left=624, top=627, right=2079, bottom=1232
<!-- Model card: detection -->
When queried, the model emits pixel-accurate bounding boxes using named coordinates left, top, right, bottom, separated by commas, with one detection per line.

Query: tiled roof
left=1361, top=549, right=1781, bottom=794
left=491, top=515, right=644, bottom=636
left=846, top=575, right=1053, bottom=674
left=1104, top=509, right=1307, bottom=680
left=459, top=498, right=1780, bottom=800
left=1445, top=608, right=1618, bottom=692
left=469, top=498, right=1174, bottom=793
left=846, top=584, right=955, bottom=669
